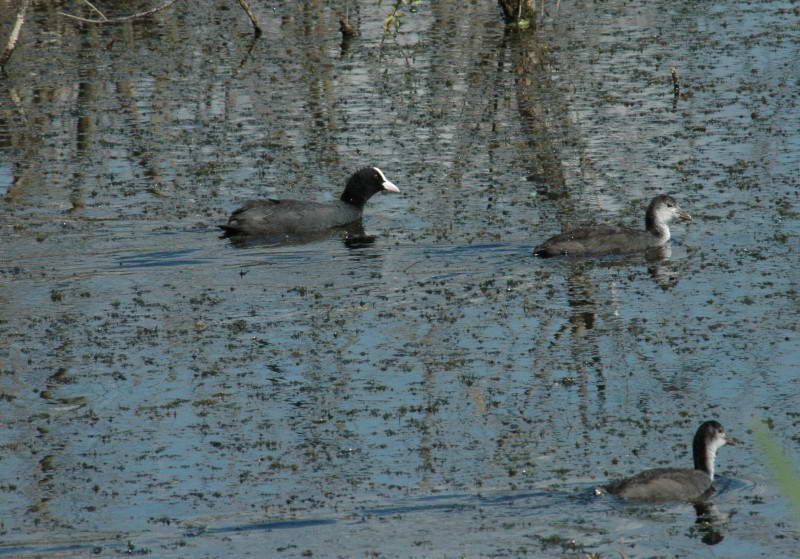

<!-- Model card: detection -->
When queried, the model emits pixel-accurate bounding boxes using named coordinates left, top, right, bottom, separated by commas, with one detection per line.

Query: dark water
left=1, top=0, right=799, bottom=557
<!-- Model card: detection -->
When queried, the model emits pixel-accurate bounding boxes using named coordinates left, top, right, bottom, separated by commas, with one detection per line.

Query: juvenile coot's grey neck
left=645, top=216, right=670, bottom=242
left=693, top=421, right=732, bottom=479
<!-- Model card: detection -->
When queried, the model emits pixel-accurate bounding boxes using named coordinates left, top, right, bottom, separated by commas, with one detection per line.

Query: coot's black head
left=692, top=420, right=735, bottom=475
left=340, top=167, right=400, bottom=207
left=645, top=195, right=692, bottom=231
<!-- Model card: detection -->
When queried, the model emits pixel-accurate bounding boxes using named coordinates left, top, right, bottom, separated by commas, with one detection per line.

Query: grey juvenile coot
left=534, top=194, right=691, bottom=257
left=219, top=167, right=399, bottom=237
left=602, top=421, right=735, bottom=503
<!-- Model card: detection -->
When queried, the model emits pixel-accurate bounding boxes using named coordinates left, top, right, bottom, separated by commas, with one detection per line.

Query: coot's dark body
left=220, top=167, right=399, bottom=237
left=535, top=195, right=691, bottom=257
left=604, top=467, right=716, bottom=503
left=603, top=421, right=735, bottom=503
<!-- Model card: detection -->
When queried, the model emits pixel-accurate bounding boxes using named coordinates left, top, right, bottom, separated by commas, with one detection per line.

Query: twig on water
left=670, top=67, right=680, bottom=111
left=671, top=67, right=680, bottom=97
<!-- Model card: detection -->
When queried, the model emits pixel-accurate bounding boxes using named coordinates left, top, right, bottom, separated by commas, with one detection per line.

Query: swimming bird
left=219, top=167, right=399, bottom=237
left=534, top=194, right=691, bottom=257
left=602, top=420, right=735, bottom=503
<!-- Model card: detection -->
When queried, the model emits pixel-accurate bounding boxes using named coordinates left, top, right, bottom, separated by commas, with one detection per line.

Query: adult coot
left=534, top=194, right=691, bottom=257
left=219, top=167, right=399, bottom=237
left=602, top=421, right=735, bottom=503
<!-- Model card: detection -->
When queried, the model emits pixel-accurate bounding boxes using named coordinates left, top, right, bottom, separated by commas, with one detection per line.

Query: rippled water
left=1, top=0, right=799, bottom=557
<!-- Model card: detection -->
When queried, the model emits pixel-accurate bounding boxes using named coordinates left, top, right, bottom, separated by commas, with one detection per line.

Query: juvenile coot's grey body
left=534, top=195, right=691, bottom=257
left=603, top=421, right=735, bottom=503
left=220, top=167, right=399, bottom=237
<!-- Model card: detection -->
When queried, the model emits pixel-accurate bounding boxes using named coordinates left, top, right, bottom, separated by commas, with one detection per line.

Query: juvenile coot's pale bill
left=534, top=194, right=691, bottom=257
left=220, top=167, right=399, bottom=237
left=602, top=421, right=735, bottom=503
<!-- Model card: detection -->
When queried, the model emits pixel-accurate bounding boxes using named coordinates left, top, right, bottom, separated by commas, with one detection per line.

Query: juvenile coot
left=602, top=421, right=735, bottom=503
left=534, top=194, right=691, bottom=257
left=219, top=167, right=399, bottom=237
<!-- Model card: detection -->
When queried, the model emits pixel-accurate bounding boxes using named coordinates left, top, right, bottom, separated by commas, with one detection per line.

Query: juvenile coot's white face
left=707, top=425, right=733, bottom=453
left=653, top=196, right=692, bottom=225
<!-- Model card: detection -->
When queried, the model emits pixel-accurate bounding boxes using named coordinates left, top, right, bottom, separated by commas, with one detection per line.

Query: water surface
left=1, top=0, right=799, bottom=557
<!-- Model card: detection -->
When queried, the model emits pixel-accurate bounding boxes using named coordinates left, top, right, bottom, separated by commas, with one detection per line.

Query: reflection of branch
left=498, top=0, right=535, bottom=24
left=59, top=0, right=181, bottom=24
left=235, top=0, right=263, bottom=37
left=383, top=0, right=404, bottom=34
left=80, top=0, right=106, bottom=20
left=59, top=0, right=262, bottom=36
left=0, top=0, right=32, bottom=69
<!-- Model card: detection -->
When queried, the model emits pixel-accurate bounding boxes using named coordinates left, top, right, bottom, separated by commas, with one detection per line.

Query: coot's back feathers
left=602, top=420, right=735, bottom=503
left=604, top=468, right=715, bottom=503
left=534, top=224, right=650, bottom=257
left=535, top=194, right=691, bottom=257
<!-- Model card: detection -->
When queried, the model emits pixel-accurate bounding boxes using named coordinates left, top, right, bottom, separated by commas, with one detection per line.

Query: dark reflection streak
left=0, top=544, right=98, bottom=557
left=492, top=33, right=510, bottom=136
left=428, top=1, right=508, bottom=222
left=296, top=2, right=338, bottom=174
left=76, top=83, right=93, bottom=156
left=362, top=503, right=477, bottom=517
left=337, top=1, right=359, bottom=57
left=110, top=22, right=167, bottom=192
left=3, top=87, right=29, bottom=141
left=72, top=28, right=99, bottom=213
left=507, top=27, right=567, bottom=195
left=645, top=244, right=687, bottom=290
left=422, top=2, right=539, bottom=473
left=411, top=0, right=486, bottom=468
left=690, top=502, right=727, bottom=545
left=1, top=86, right=39, bottom=204
left=75, top=22, right=98, bottom=159
left=235, top=34, right=260, bottom=71
left=509, top=22, right=608, bottom=431
left=209, top=518, right=337, bottom=534
left=223, top=220, right=373, bottom=249
left=564, top=267, right=602, bottom=430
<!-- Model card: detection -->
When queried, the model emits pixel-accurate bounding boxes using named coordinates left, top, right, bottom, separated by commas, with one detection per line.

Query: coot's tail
left=218, top=225, right=241, bottom=238
left=533, top=245, right=555, bottom=257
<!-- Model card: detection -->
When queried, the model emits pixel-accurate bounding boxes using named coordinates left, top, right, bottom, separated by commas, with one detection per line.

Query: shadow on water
left=115, top=248, right=210, bottom=269
left=0, top=481, right=750, bottom=557
left=222, top=221, right=378, bottom=250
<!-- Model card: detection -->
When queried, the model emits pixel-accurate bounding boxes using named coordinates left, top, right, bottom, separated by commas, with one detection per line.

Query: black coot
left=602, top=421, right=735, bottom=503
left=534, top=195, right=691, bottom=257
left=219, top=167, right=399, bottom=237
